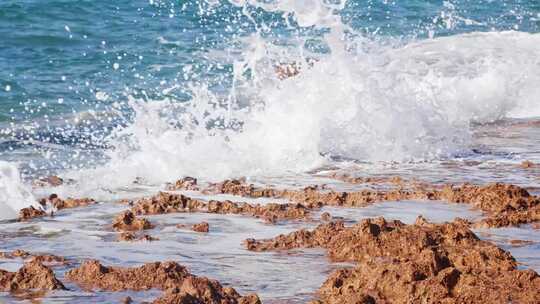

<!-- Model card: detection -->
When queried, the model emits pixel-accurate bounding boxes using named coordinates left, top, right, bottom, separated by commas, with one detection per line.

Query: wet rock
left=51, top=197, right=96, bottom=210
left=439, top=183, right=538, bottom=213
left=131, top=192, right=206, bottom=215
left=321, top=212, right=332, bottom=221
left=508, top=239, right=535, bottom=247
left=17, top=206, right=46, bottom=221
left=66, top=260, right=190, bottom=291
left=327, top=173, right=404, bottom=185
left=66, top=260, right=260, bottom=304
left=206, top=200, right=310, bottom=223
left=521, top=160, right=536, bottom=168
left=275, top=62, right=301, bottom=80
left=0, top=260, right=65, bottom=292
left=132, top=192, right=312, bottom=223
left=32, top=175, right=64, bottom=187
left=246, top=217, right=540, bottom=303
left=18, top=195, right=96, bottom=221
left=475, top=206, right=540, bottom=228
left=118, top=232, right=159, bottom=242
left=0, top=250, right=68, bottom=266
left=122, top=296, right=133, bottom=304
left=113, top=211, right=154, bottom=232
left=191, top=222, right=209, bottom=233
left=166, top=177, right=199, bottom=191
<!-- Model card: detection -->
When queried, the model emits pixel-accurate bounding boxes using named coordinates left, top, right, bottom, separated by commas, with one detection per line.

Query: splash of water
left=59, top=1, right=540, bottom=195
left=0, top=161, right=36, bottom=220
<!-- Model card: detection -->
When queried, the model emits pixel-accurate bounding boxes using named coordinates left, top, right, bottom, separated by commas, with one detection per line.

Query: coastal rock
left=66, top=260, right=260, bottom=303
left=32, top=175, right=64, bottom=187
left=113, top=211, right=154, bottom=231
left=131, top=192, right=311, bottom=223
left=131, top=192, right=206, bottom=215
left=118, top=232, right=158, bottom=242
left=246, top=217, right=540, bottom=303
left=0, top=260, right=65, bottom=292
left=521, top=160, right=536, bottom=168
left=191, top=222, right=209, bottom=233
left=166, top=177, right=199, bottom=191
left=18, top=206, right=46, bottom=221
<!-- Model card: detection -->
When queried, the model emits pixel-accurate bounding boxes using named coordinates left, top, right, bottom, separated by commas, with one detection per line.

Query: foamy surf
left=0, top=161, right=36, bottom=220
left=61, top=30, right=540, bottom=195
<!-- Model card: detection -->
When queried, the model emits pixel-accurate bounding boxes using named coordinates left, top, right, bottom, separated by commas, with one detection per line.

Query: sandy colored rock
left=246, top=217, right=540, bottom=303
left=166, top=177, right=199, bottom=191
left=17, top=206, right=47, bottom=221
left=320, top=212, right=332, bottom=221
left=0, top=250, right=68, bottom=267
left=210, top=179, right=540, bottom=227
left=52, top=197, right=96, bottom=210
left=206, top=200, right=310, bottom=223
left=191, top=222, right=209, bottom=233
left=475, top=206, right=540, bottom=228
left=131, top=192, right=206, bottom=215
left=131, top=192, right=311, bottom=223
left=32, top=175, right=64, bottom=187
left=118, top=232, right=159, bottom=242
left=66, top=260, right=260, bottom=304
left=0, top=260, right=65, bottom=292
left=18, top=195, right=96, bottom=221
left=113, top=210, right=154, bottom=232
left=521, top=160, right=536, bottom=168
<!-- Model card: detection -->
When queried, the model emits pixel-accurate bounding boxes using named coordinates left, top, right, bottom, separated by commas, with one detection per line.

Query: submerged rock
left=0, top=250, right=67, bottom=266
left=177, top=222, right=210, bottom=233
left=118, top=232, right=158, bottom=242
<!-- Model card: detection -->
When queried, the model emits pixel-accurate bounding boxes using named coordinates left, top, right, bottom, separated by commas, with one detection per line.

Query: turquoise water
left=0, top=0, right=539, bottom=178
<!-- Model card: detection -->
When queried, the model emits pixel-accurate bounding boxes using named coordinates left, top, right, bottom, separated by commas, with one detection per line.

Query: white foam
left=61, top=2, right=540, bottom=195
left=0, top=161, right=36, bottom=220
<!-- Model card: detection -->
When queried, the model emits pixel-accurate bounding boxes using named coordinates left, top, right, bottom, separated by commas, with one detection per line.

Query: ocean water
left=0, top=1, right=540, bottom=302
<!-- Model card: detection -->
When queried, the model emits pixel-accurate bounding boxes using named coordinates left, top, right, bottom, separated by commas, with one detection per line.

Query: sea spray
left=53, top=1, right=540, bottom=197
left=0, top=161, right=36, bottom=220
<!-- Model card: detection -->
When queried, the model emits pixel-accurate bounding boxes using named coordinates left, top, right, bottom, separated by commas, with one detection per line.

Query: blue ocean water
left=0, top=0, right=539, bottom=177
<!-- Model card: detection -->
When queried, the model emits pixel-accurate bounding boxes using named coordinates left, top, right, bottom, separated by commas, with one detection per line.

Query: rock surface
left=246, top=217, right=540, bottom=303
left=0, top=260, right=65, bottom=292
left=66, top=260, right=261, bottom=304
left=112, top=210, right=154, bottom=231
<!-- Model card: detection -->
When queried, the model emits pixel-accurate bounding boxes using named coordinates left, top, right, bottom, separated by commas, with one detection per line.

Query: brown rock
left=321, top=212, right=332, bottom=221
left=32, top=175, right=64, bottom=187
left=131, top=192, right=206, bottom=215
left=166, top=177, right=199, bottom=191
left=0, top=250, right=67, bottom=266
left=66, top=260, right=260, bottom=304
left=18, top=206, right=46, bottom=221
left=113, top=211, right=154, bottom=232
left=131, top=192, right=312, bottom=223
left=118, top=232, right=158, bottom=242
left=521, top=160, right=536, bottom=168
left=191, top=222, right=209, bottom=233
left=0, top=260, right=65, bottom=292
left=52, top=197, right=96, bottom=210
left=246, top=217, right=540, bottom=303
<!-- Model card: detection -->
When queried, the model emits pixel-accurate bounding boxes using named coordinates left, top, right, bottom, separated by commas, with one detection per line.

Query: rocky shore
left=1, top=174, right=539, bottom=303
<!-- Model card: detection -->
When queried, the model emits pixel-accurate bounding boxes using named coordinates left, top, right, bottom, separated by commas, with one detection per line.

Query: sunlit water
left=1, top=0, right=539, bottom=302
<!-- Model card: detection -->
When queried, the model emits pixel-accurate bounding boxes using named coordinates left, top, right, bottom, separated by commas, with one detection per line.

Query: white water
left=0, top=161, right=36, bottom=220
left=60, top=29, right=540, bottom=195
